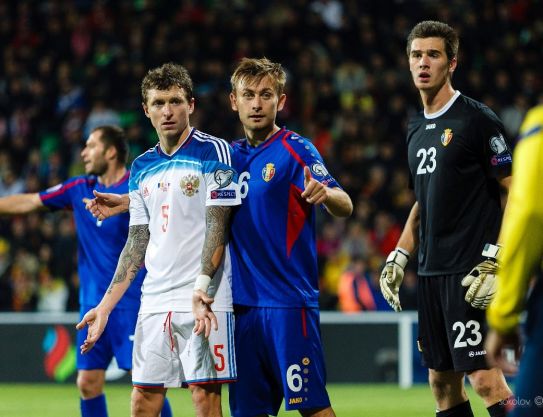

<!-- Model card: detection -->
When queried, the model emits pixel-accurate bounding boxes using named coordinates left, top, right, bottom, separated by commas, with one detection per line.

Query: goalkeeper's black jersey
left=406, top=91, right=512, bottom=276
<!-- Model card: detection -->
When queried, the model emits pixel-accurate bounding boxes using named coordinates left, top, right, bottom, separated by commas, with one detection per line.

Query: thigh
left=417, top=277, right=454, bottom=371
left=77, top=305, right=113, bottom=370
left=229, top=306, right=283, bottom=417
left=181, top=311, right=236, bottom=385
left=132, top=312, right=185, bottom=388
left=441, top=274, right=488, bottom=372
left=107, top=308, right=139, bottom=370
left=269, top=308, right=331, bottom=412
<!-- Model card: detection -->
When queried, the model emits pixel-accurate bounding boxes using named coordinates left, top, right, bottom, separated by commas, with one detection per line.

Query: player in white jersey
left=77, top=63, right=240, bottom=417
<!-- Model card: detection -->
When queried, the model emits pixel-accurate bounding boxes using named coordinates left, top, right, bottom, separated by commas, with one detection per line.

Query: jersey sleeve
left=477, top=108, right=513, bottom=179
left=128, top=162, right=150, bottom=226
left=39, top=177, right=84, bottom=210
left=202, top=141, right=241, bottom=207
left=288, top=135, right=340, bottom=190
left=487, top=106, right=543, bottom=334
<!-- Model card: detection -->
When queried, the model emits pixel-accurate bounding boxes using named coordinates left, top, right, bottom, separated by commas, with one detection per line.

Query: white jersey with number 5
left=128, top=128, right=240, bottom=314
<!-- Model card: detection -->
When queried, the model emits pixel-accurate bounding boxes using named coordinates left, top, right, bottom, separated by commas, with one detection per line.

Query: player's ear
left=277, top=93, right=287, bottom=112
left=142, top=102, right=150, bottom=118
left=449, top=56, right=457, bottom=74
left=229, top=92, right=238, bottom=111
left=104, top=145, right=117, bottom=161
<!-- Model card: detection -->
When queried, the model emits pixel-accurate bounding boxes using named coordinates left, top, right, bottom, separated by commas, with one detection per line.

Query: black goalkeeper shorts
left=417, top=273, right=489, bottom=372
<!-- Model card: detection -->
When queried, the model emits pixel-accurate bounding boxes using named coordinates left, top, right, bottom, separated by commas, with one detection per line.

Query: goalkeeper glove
left=461, top=243, right=501, bottom=310
left=380, top=247, right=410, bottom=312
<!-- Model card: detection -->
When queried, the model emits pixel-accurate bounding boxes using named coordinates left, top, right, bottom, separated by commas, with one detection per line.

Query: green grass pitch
left=0, top=383, right=489, bottom=416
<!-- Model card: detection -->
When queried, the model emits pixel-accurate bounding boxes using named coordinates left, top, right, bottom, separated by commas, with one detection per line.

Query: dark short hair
left=141, top=63, right=193, bottom=104
left=230, top=57, right=286, bottom=95
left=92, top=125, right=128, bottom=164
left=406, top=21, right=459, bottom=61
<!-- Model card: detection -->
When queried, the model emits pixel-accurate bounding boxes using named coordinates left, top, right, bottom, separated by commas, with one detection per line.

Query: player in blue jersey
left=0, top=125, right=172, bottom=417
left=77, top=63, right=240, bottom=417
left=228, top=58, right=352, bottom=417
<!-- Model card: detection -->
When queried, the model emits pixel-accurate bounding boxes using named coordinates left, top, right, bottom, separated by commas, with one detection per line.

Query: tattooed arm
left=193, top=206, right=232, bottom=338
left=76, top=224, right=150, bottom=353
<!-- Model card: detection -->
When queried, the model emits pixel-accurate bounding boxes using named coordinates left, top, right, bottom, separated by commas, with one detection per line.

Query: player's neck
left=246, top=125, right=280, bottom=147
left=98, top=165, right=127, bottom=187
left=420, top=83, right=456, bottom=114
left=159, top=125, right=192, bottom=155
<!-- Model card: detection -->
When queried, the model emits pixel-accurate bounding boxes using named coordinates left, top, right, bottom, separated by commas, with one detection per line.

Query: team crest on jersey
left=180, top=174, right=200, bottom=197
left=214, top=169, right=234, bottom=189
left=440, top=128, right=453, bottom=146
left=262, top=163, right=276, bottom=182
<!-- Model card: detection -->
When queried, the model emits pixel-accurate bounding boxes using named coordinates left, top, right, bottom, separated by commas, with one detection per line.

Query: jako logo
left=43, top=325, right=76, bottom=382
left=289, top=397, right=303, bottom=405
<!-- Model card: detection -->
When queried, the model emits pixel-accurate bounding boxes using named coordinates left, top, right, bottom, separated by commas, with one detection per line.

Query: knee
left=469, top=372, right=492, bottom=398
left=76, top=372, right=104, bottom=399
left=131, top=388, right=148, bottom=415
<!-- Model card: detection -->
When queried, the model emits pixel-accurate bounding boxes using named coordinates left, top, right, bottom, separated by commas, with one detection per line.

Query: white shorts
left=132, top=311, right=236, bottom=388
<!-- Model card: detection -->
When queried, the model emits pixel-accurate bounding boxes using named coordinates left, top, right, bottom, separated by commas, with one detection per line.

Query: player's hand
left=301, top=166, right=328, bottom=205
left=85, top=191, right=128, bottom=220
left=461, top=244, right=501, bottom=309
left=484, top=328, right=521, bottom=375
left=192, top=290, right=217, bottom=338
left=380, top=248, right=409, bottom=312
left=76, top=307, right=109, bottom=354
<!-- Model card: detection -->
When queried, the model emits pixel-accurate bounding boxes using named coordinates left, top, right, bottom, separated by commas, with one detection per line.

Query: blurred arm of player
left=193, top=206, right=232, bottom=338
left=380, top=201, right=420, bottom=312
left=76, top=224, right=150, bottom=353
left=0, top=193, right=46, bottom=214
left=485, top=106, right=543, bottom=374
left=301, top=165, right=353, bottom=217
left=85, top=191, right=130, bottom=220
left=462, top=175, right=511, bottom=309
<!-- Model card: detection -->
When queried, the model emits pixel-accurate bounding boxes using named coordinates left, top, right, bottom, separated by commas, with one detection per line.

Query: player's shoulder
left=131, top=145, right=159, bottom=170
left=191, top=129, right=233, bottom=162
left=457, top=94, right=501, bottom=125
left=407, top=109, right=426, bottom=131
left=519, top=105, right=543, bottom=141
left=283, top=130, right=319, bottom=155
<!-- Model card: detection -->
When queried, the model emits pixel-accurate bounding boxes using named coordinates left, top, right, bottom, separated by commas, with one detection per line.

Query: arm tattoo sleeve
left=107, top=224, right=150, bottom=294
left=201, top=206, right=232, bottom=277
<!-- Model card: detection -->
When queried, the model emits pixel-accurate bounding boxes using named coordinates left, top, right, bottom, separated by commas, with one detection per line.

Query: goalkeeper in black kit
left=380, top=21, right=513, bottom=417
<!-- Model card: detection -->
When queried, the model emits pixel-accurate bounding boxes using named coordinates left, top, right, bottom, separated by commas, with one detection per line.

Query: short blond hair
left=230, top=57, right=286, bottom=95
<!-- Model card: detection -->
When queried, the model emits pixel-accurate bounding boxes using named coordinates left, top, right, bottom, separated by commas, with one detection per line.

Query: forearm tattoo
left=201, top=206, right=232, bottom=277
left=107, top=224, right=150, bottom=294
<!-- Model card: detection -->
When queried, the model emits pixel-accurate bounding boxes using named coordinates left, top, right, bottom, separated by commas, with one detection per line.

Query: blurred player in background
left=486, top=104, right=543, bottom=417
left=227, top=57, right=352, bottom=417
left=380, top=21, right=513, bottom=417
left=0, top=125, right=172, bottom=417
left=77, top=63, right=240, bottom=417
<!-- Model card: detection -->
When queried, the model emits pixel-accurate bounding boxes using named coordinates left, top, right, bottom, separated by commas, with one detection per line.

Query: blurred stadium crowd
left=0, top=0, right=540, bottom=312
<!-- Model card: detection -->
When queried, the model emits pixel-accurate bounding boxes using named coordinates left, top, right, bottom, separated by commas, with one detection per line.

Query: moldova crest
left=262, top=163, right=276, bottom=182
left=441, top=128, right=453, bottom=146
left=180, top=174, right=200, bottom=197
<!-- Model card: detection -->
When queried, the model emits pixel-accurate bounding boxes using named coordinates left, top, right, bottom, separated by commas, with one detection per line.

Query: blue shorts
left=77, top=305, right=139, bottom=371
left=229, top=306, right=331, bottom=417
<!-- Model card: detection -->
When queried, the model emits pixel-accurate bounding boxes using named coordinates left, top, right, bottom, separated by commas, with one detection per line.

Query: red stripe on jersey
left=281, top=133, right=305, bottom=167
left=286, top=183, right=311, bottom=258
left=187, top=378, right=238, bottom=386
left=301, top=308, right=307, bottom=338
left=40, top=178, right=88, bottom=202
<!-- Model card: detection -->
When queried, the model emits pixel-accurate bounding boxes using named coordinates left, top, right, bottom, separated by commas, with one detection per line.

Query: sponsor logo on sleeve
left=210, top=189, right=237, bottom=199
left=440, top=128, right=453, bottom=146
left=489, top=133, right=508, bottom=154
left=310, top=163, right=328, bottom=177
left=214, top=169, right=234, bottom=189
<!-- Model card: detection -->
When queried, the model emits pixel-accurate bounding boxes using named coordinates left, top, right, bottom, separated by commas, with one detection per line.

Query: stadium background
left=0, top=1, right=540, bottom=414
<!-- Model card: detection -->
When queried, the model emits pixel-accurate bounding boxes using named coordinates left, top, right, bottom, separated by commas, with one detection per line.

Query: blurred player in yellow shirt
left=486, top=105, right=543, bottom=417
